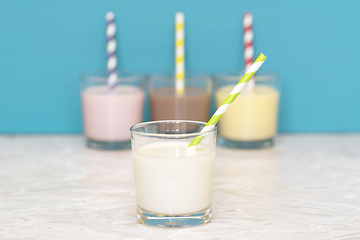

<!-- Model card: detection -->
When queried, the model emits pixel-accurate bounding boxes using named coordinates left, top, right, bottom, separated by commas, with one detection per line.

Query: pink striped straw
left=243, top=12, right=255, bottom=91
left=106, top=12, right=117, bottom=91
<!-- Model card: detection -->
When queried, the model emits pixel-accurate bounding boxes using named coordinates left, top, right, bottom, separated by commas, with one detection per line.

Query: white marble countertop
left=0, top=134, right=360, bottom=240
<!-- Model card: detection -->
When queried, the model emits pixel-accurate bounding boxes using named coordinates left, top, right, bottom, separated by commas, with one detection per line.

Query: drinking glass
left=80, top=71, right=145, bottom=150
left=130, top=120, right=217, bottom=227
left=215, top=70, right=281, bottom=149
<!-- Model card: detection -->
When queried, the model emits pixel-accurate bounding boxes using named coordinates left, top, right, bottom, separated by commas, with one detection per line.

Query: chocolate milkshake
left=150, top=87, right=211, bottom=122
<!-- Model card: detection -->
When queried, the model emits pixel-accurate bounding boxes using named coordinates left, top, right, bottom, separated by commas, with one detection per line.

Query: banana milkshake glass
left=215, top=71, right=281, bottom=149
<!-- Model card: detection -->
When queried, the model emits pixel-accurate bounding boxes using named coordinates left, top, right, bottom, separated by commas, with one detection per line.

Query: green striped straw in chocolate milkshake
left=187, top=53, right=267, bottom=150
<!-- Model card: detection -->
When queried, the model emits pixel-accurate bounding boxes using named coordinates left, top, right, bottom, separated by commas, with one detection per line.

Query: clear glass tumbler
left=215, top=70, right=281, bottom=149
left=148, top=71, right=212, bottom=122
left=130, top=120, right=217, bottom=227
left=80, top=71, right=145, bottom=150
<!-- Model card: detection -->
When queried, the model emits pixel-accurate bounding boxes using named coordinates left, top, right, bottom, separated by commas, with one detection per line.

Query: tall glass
left=148, top=71, right=212, bottom=122
left=215, top=70, right=281, bottom=149
left=80, top=71, right=145, bottom=150
left=130, top=121, right=217, bottom=227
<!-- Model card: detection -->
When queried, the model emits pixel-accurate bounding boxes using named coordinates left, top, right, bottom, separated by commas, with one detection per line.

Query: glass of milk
left=80, top=71, right=145, bottom=150
left=130, top=120, right=217, bottom=227
left=148, top=71, right=212, bottom=122
left=215, top=70, right=281, bottom=149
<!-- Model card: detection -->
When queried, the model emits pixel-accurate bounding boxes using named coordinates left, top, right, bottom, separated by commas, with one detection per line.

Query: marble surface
left=0, top=134, right=360, bottom=240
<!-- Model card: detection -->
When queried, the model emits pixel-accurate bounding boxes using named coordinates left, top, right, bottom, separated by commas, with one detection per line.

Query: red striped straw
left=243, top=12, right=255, bottom=91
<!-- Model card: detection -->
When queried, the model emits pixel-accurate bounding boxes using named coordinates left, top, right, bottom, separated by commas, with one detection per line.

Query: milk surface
left=133, top=141, right=215, bottom=215
left=216, top=85, right=279, bottom=141
left=82, top=85, right=144, bottom=142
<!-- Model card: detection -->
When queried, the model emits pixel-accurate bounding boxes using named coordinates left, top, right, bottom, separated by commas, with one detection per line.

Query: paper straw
left=243, top=12, right=255, bottom=92
left=106, top=12, right=117, bottom=91
left=175, top=12, right=185, bottom=95
left=187, top=53, right=267, bottom=150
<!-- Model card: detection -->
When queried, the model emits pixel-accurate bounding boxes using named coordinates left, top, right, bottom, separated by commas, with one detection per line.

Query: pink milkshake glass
left=80, top=71, right=145, bottom=150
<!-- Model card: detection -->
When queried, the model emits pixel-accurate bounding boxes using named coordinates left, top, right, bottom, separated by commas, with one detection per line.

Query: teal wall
left=0, top=0, right=359, bottom=133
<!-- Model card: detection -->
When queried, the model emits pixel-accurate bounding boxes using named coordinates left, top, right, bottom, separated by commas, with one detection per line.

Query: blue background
left=0, top=0, right=359, bottom=133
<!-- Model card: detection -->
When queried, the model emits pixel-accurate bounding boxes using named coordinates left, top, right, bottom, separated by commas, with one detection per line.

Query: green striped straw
left=187, top=53, right=267, bottom=150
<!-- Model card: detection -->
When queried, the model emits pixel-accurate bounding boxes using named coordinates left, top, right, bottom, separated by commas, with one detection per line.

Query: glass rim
left=80, top=70, right=144, bottom=83
left=215, top=70, right=280, bottom=82
left=149, top=70, right=210, bottom=81
left=130, top=120, right=217, bottom=139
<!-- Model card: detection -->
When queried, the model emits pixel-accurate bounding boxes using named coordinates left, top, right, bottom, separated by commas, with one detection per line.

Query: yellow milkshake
left=216, top=85, right=279, bottom=141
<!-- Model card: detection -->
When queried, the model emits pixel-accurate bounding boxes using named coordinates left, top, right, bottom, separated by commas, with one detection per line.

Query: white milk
left=133, top=141, right=215, bottom=215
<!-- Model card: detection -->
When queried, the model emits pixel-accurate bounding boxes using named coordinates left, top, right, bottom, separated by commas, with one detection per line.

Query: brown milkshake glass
left=149, top=71, right=212, bottom=122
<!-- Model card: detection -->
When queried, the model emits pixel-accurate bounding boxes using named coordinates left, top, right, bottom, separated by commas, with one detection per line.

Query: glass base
left=86, top=138, right=131, bottom=150
left=137, top=205, right=212, bottom=228
left=218, top=136, right=274, bottom=149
